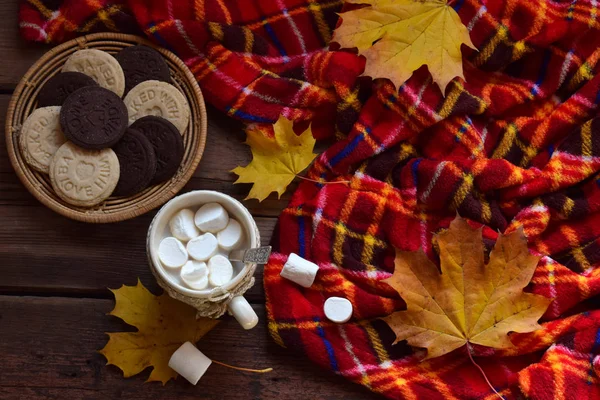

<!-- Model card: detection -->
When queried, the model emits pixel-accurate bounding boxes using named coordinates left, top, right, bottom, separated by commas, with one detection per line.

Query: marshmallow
left=169, top=209, right=200, bottom=242
left=187, top=233, right=218, bottom=261
left=208, top=255, right=234, bottom=287
left=194, top=203, right=229, bottom=233
left=168, top=342, right=212, bottom=385
left=280, top=253, right=319, bottom=288
left=227, top=296, right=259, bottom=330
left=180, top=261, right=209, bottom=290
left=217, top=219, right=244, bottom=251
left=324, top=297, right=353, bottom=323
left=158, top=237, right=188, bottom=268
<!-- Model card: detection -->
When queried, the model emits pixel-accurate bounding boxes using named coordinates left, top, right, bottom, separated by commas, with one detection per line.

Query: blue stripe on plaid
left=298, top=211, right=306, bottom=257
left=594, top=87, right=600, bottom=105
left=329, top=132, right=364, bottom=167
left=383, top=94, right=396, bottom=110
left=262, top=19, right=288, bottom=58
left=146, top=23, right=174, bottom=53
left=315, top=172, right=327, bottom=188
left=315, top=318, right=339, bottom=371
left=453, top=0, right=467, bottom=11
left=587, top=327, right=600, bottom=385
left=531, top=50, right=551, bottom=97
left=455, top=117, right=472, bottom=143
left=412, top=159, right=422, bottom=186
left=567, top=0, right=577, bottom=21
left=592, top=326, right=600, bottom=354
left=226, top=107, right=274, bottom=123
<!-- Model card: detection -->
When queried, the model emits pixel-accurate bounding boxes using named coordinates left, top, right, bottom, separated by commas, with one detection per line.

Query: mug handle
left=228, top=296, right=258, bottom=330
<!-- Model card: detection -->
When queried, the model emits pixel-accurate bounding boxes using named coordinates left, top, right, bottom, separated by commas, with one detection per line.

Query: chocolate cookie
left=112, top=128, right=157, bottom=197
left=115, top=45, right=170, bottom=95
left=37, top=72, right=98, bottom=107
left=130, top=116, right=184, bottom=184
left=60, top=86, right=128, bottom=149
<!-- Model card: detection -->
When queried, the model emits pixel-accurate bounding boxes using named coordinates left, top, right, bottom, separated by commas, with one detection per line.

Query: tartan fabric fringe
left=19, top=0, right=600, bottom=398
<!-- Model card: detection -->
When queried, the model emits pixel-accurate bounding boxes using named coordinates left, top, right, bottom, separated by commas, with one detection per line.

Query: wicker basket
left=5, top=33, right=207, bottom=223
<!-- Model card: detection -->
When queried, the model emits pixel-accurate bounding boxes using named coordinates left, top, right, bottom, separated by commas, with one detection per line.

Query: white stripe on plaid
left=277, top=0, right=307, bottom=54
left=175, top=19, right=202, bottom=55
left=338, top=324, right=372, bottom=388
left=377, top=78, right=433, bottom=154
left=422, top=161, right=449, bottom=203
left=467, top=5, right=487, bottom=31
left=311, top=182, right=329, bottom=241
left=471, top=124, right=489, bottom=159
left=19, top=22, right=47, bottom=40
left=540, top=257, right=560, bottom=319
left=558, top=51, right=574, bottom=88
left=319, top=262, right=391, bottom=281
left=280, top=81, right=311, bottom=119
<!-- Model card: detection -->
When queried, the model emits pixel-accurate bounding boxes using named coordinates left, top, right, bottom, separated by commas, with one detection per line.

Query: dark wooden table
left=0, top=1, right=380, bottom=398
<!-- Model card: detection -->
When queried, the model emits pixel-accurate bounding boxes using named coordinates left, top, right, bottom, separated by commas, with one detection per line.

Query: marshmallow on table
left=168, top=342, right=212, bottom=385
left=228, top=296, right=259, bottom=330
left=187, top=233, right=218, bottom=261
left=169, top=209, right=199, bottom=242
left=208, top=255, right=234, bottom=286
left=280, top=253, right=319, bottom=288
left=217, top=219, right=243, bottom=251
left=158, top=237, right=188, bottom=268
left=180, top=261, right=209, bottom=290
left=195, top=203, right=229, bottom=233
left=324, top=297, right=353, bottom=323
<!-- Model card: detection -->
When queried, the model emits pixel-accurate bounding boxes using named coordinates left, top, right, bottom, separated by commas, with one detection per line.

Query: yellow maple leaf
left=383, top=216, right=552, bottom=359
left=232, top=116, right=318, bottom=202
left=99, top=280, right=219, bottom=384
left=333, top=0, right=477, bottom=93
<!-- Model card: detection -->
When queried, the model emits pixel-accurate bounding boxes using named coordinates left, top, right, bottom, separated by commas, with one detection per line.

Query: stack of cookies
left=19, top=45, right=191, bottom=207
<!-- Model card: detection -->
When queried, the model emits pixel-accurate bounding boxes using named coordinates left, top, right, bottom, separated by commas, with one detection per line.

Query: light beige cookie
left=49, top=142, right=120, bottom=207
left=124, top=80, right=190, bottom=134
left=62, top=49, right=125, bottom=97
left=19, top=106, right=67, bottom=174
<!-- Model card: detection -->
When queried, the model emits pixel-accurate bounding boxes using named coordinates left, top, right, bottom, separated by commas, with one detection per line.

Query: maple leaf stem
left=295, top=175, right=350, bottom=185
left=466, top=344, right=505, bottom=400
left=212, top=359, right=273, bottom=374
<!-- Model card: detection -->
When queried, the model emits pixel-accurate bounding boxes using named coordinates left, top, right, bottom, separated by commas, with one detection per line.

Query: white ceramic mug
left=147, top=190, right=260, bottom=329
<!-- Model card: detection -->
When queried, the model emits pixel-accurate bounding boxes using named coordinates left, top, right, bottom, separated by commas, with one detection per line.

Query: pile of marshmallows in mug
left=158, top=203, right=243, bottom=290
left=166, top=210, right=354, bottom=385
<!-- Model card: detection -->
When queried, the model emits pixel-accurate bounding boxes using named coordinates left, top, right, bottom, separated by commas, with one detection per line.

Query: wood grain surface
left=0, top=296, right=378, bottom=400
left=0, top=1, right=380, bottom=399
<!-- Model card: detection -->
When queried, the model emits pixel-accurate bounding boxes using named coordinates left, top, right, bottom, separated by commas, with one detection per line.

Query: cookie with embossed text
left=60, top=86, right=128, bottom=150
left=49, top=142, right=120, bottom=207
left=112, top=128, right=157, bottom=197
left=130, top=116, right=184, bottom=184
left=115, top=45, right=170, bottom=95
left=37, top=72, right=98, bottom=107
left=62, top=49, right=125, bottom=96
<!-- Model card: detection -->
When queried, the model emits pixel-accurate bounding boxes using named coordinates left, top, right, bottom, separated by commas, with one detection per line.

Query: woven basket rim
left=5, top=32, right=208, bottom=223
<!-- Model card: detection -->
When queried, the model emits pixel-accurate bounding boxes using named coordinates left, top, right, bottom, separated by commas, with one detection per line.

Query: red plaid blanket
left=20, top=0, right=600, bottom=398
